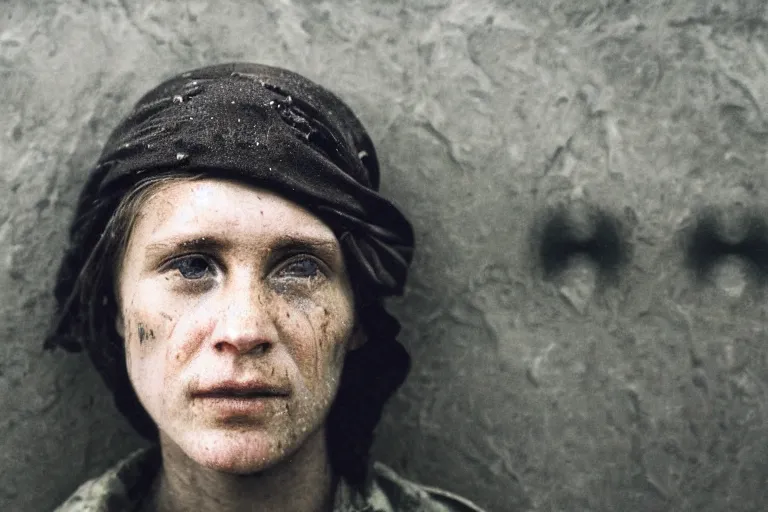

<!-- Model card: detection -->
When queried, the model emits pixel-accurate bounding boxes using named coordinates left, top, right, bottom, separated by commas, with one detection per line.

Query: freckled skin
left=115, top=178, right=360, bottom=476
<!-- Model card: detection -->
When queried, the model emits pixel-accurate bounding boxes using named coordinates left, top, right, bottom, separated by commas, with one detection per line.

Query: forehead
left=132, top=178, right=336, bottom=242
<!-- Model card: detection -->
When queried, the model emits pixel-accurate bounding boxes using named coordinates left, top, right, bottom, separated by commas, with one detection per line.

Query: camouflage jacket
left=55, top=447, right=486, bottom=512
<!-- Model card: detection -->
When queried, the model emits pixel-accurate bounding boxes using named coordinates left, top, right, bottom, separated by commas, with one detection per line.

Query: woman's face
left=116, top=178, right=360, bottom=473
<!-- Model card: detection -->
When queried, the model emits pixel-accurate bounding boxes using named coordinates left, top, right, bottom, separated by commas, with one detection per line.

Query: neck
left=147, top=429, right=336, bottom=512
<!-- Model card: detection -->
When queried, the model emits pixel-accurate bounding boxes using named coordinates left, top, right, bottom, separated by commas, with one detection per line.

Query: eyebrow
left=270, top=234, right=339, bottom=254
left=144, top=233, right=340, bottom=261
left=145, top=236, right=231, bottom=260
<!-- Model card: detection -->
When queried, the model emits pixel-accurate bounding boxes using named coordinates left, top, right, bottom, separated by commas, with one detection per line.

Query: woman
left=46, top=63, right=485, bottom=512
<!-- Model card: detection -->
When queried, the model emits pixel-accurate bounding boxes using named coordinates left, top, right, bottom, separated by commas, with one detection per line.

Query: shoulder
left=54, top=475, right=117, bottom=512
left=370, top=462, right=488, bottom=512
left=54, top=447, right=159, bottom=512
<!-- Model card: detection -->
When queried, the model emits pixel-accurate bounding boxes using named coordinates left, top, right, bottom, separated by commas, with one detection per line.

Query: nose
left=210, top=288, right=277, bottom=356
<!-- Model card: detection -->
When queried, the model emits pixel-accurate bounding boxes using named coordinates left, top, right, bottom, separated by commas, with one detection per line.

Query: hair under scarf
left=45, top=62, right=415, bottom=485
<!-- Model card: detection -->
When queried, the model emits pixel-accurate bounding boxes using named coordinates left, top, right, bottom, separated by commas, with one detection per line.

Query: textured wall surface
left=4, top=1, right=768, bottom=511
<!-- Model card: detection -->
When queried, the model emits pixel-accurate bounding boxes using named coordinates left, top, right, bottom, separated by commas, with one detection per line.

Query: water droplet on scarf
left=176, top=152, right=188, bottom=161
left=172, top=95, right=183, bottom=104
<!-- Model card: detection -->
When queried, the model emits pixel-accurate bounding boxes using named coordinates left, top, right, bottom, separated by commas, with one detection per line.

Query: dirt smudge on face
left=137, top=323, right=156, bottom=344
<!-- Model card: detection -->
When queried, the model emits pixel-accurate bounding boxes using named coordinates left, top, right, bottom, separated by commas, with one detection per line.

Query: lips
left=192, top=379, right=291, bottom=399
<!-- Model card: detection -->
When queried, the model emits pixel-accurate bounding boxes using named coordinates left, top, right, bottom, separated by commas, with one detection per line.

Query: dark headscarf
left=45, top=63, right=415, bottom=486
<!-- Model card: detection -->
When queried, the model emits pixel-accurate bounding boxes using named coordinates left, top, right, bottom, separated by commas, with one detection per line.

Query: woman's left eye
left=279, top=257, right=321, bottom=278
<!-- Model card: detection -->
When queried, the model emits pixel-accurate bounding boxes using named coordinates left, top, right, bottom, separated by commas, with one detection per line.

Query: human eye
left=276, top=255, right=323, bottom=279
left=167, top=254, right=216, bottom=280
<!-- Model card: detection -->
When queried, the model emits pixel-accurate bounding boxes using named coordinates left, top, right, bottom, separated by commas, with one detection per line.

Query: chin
left=178, top=427, right=290, bottom=474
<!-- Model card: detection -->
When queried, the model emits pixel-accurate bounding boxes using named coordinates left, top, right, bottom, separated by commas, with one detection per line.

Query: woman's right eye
left=168, top=255, right=214, bottom=280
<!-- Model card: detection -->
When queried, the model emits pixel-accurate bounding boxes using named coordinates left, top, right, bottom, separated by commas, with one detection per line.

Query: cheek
left=124, top=278, right=215, bottom=354
left=282, top=293, right=355, bottom=389
left=124, top=321, right=168, bottom=411
left=121, top=295, right=215, bottom=405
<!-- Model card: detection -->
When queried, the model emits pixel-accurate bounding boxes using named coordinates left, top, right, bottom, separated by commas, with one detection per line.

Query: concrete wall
left=4, top=1, right=768, bottom=510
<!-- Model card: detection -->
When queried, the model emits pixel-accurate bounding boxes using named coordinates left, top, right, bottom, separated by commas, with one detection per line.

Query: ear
left=348, top=322, right=368, bottom=351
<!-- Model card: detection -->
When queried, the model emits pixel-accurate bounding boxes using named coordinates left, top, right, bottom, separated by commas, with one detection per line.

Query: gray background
left=3, top=0, right=768, bottom=511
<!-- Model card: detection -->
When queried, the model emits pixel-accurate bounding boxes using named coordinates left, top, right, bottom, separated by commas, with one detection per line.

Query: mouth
left=196, top=389, right=287, bottom=398
left=192, top=381, right=290, bottom=418
left=192, top=380, right=291, bottom=399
